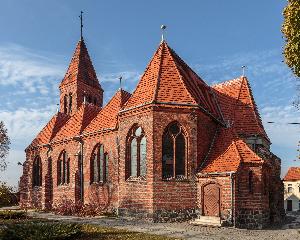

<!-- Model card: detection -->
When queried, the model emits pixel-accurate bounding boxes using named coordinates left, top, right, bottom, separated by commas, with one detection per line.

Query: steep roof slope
left=284, top=167, right=300, bottom=181
left=53, top=103, right=101, bottom=141
left=28, top=112, right=69, bottom=148
left=123, top=41, right=223, bottom=122
left=212, top=77, right=269, bottom=141
left=60, top=39, right=102, bottom=90
left=200, top=127, right=262, bottom=173
left=84, top=89, right=131, bottom=133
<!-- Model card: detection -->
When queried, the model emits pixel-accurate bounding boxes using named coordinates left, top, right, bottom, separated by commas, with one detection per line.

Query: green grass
left=0, top=217, right=181, bottom=240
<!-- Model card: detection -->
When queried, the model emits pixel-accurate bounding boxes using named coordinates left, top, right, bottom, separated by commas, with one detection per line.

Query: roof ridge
left=163, top=42, right=197, bottom=104
left=122, top=43, right=163, bottom=109
left=212, top=77, right=243, bottom=88
left=152, top=41, right=165, bottom=102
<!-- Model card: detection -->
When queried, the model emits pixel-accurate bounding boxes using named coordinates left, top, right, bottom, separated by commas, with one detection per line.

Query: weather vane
left=79, top=11, right=83, bottom=40
left=161, top=25, right=166, bottom=42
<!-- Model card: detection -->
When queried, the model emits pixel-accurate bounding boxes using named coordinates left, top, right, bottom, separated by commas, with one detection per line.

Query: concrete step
left=190, top=215, right=221, bottom=227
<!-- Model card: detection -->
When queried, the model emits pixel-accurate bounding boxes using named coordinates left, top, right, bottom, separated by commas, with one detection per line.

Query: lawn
left=0, top=211, right=181, bottom=240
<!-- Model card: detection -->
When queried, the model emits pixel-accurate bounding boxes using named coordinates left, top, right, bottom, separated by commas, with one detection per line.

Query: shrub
left=53, top=198, right=104, bottom=217
left=0, top=210, right=26, bottom=219
left=0, top=182, right=17, bottom=207
left=0, top=222, right=82, bottom=240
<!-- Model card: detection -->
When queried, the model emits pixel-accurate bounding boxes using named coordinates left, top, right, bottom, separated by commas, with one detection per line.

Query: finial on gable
left=242, top=65, right=247, bottom=77
left=79, top=11, right=84, bottom=40
left=161, top=25, right=166, bottom=42
left=119, top=76, right=123, bottom=90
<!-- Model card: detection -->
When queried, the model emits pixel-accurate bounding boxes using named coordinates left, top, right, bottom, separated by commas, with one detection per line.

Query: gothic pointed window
left=126, top=125, right=147, bottom=179
left=162, top=122, right=187, bottom=179
left=57, top=151, right=69, bottom=185
left=32, top=156, right=42, bottom=187
left=90, top=144, right=107, bottom=183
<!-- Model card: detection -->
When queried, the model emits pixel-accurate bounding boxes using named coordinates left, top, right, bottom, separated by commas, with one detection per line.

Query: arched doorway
left=202, top=183, right=220, bottom=217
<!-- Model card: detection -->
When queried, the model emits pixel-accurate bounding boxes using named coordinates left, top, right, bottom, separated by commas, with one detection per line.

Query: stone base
left=117, top=208, right=197, bottom=223
left=236, top=209, right=270, bottom=229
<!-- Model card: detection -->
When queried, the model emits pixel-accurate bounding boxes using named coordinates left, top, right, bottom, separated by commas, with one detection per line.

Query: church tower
left=59, top=39, right=103, bottom=115
left=59, top=13, right=103, bottom=115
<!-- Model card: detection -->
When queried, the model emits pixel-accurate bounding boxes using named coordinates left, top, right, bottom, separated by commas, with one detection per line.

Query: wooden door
left=287, top=200, right=293, bottom=211
left=203, top=183, right=220, bottom=217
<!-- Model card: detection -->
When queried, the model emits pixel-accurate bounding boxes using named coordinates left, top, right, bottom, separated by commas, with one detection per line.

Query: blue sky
left=0, top=0, right=299, bottom=187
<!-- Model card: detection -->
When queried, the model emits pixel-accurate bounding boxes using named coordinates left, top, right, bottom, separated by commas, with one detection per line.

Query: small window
left=126, top=125, right=147, bottom=179
left=32, top=156, right=42, bottom=187
left=57, top=151, right=69, bottom=185
left=288, top=184, right=293, bottom=193
left=64, top=95, right=68, bottom=114
left=69, top=93, right=72, bottom=114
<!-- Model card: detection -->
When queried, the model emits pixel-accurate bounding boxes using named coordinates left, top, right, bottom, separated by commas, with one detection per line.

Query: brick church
left=19, top=32, right=284, bottom=229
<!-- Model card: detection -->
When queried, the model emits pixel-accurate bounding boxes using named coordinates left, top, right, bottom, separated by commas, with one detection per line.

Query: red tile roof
left=212, top=77, right=269, bottom=142
left=201, top=127, right=262, bottom=173
left=284, top=167, right=300, bottom=181
left=60, top=39, right=102, bottom=90
left=123, top=41, right=223, bottom=122
left=84, top=89, right=131, bottom=133
left=28, top=112, right=69, bottom=148
left=53, top=103, right=101, bottom=141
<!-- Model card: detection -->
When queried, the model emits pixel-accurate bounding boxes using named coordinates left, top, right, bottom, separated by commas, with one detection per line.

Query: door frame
left=287, top=199, right=293, bottom=211
left=201, top=182, right=221, bottom=217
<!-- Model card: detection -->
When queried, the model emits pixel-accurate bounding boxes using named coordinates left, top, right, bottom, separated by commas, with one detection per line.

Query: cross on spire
left=79, top=11, right=83, bottom=40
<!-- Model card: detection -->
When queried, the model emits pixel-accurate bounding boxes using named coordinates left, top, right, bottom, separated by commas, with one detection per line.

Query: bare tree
left=0, top=121, right=10, bottom=171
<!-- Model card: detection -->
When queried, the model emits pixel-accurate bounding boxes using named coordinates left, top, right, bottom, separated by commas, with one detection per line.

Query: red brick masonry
left=19, top=39, right=284, bottom=229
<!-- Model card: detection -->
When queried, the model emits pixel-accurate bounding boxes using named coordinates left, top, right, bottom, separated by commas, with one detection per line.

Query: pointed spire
left=60, top=39, right=101, bottom=89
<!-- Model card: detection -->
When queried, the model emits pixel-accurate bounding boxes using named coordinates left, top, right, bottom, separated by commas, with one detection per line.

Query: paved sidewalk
left=25, top=211, right=300, bottom=240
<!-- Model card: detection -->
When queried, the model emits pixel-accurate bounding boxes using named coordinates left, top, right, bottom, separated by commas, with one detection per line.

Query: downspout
left=73, top=136, right=84, bottom=203
left=230, top=172, right=235, bottom=227
left=80, top=141, right=84, bottom=203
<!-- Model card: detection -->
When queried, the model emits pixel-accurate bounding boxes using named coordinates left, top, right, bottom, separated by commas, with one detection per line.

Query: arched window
left=249, top=170, right=253, bottom=193
left=64, top=95, right=68, bottom=114
left=90, top=144, right=108, bottom=183
left=69, top=93, right=72, bottom=114
left=57, top=151, right=69, bottom=185
left=162, top=122, right=186, bottom=179
left=126, top=125, right=147, bottom=179
left=32, top=156, right=42, bottom=187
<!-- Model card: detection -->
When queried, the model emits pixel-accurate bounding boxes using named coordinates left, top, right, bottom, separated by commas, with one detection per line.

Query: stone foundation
left=118, top=208, right=197, bottom=222
left=236, top=209, right=270, bottom=229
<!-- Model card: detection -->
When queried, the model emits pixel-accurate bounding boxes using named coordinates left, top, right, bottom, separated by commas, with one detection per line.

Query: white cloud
left=0, top=105, right=56, bottom=143
left=0, top=44, right=64, bottom=95
left=262, top=105, right=300, bottom=149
